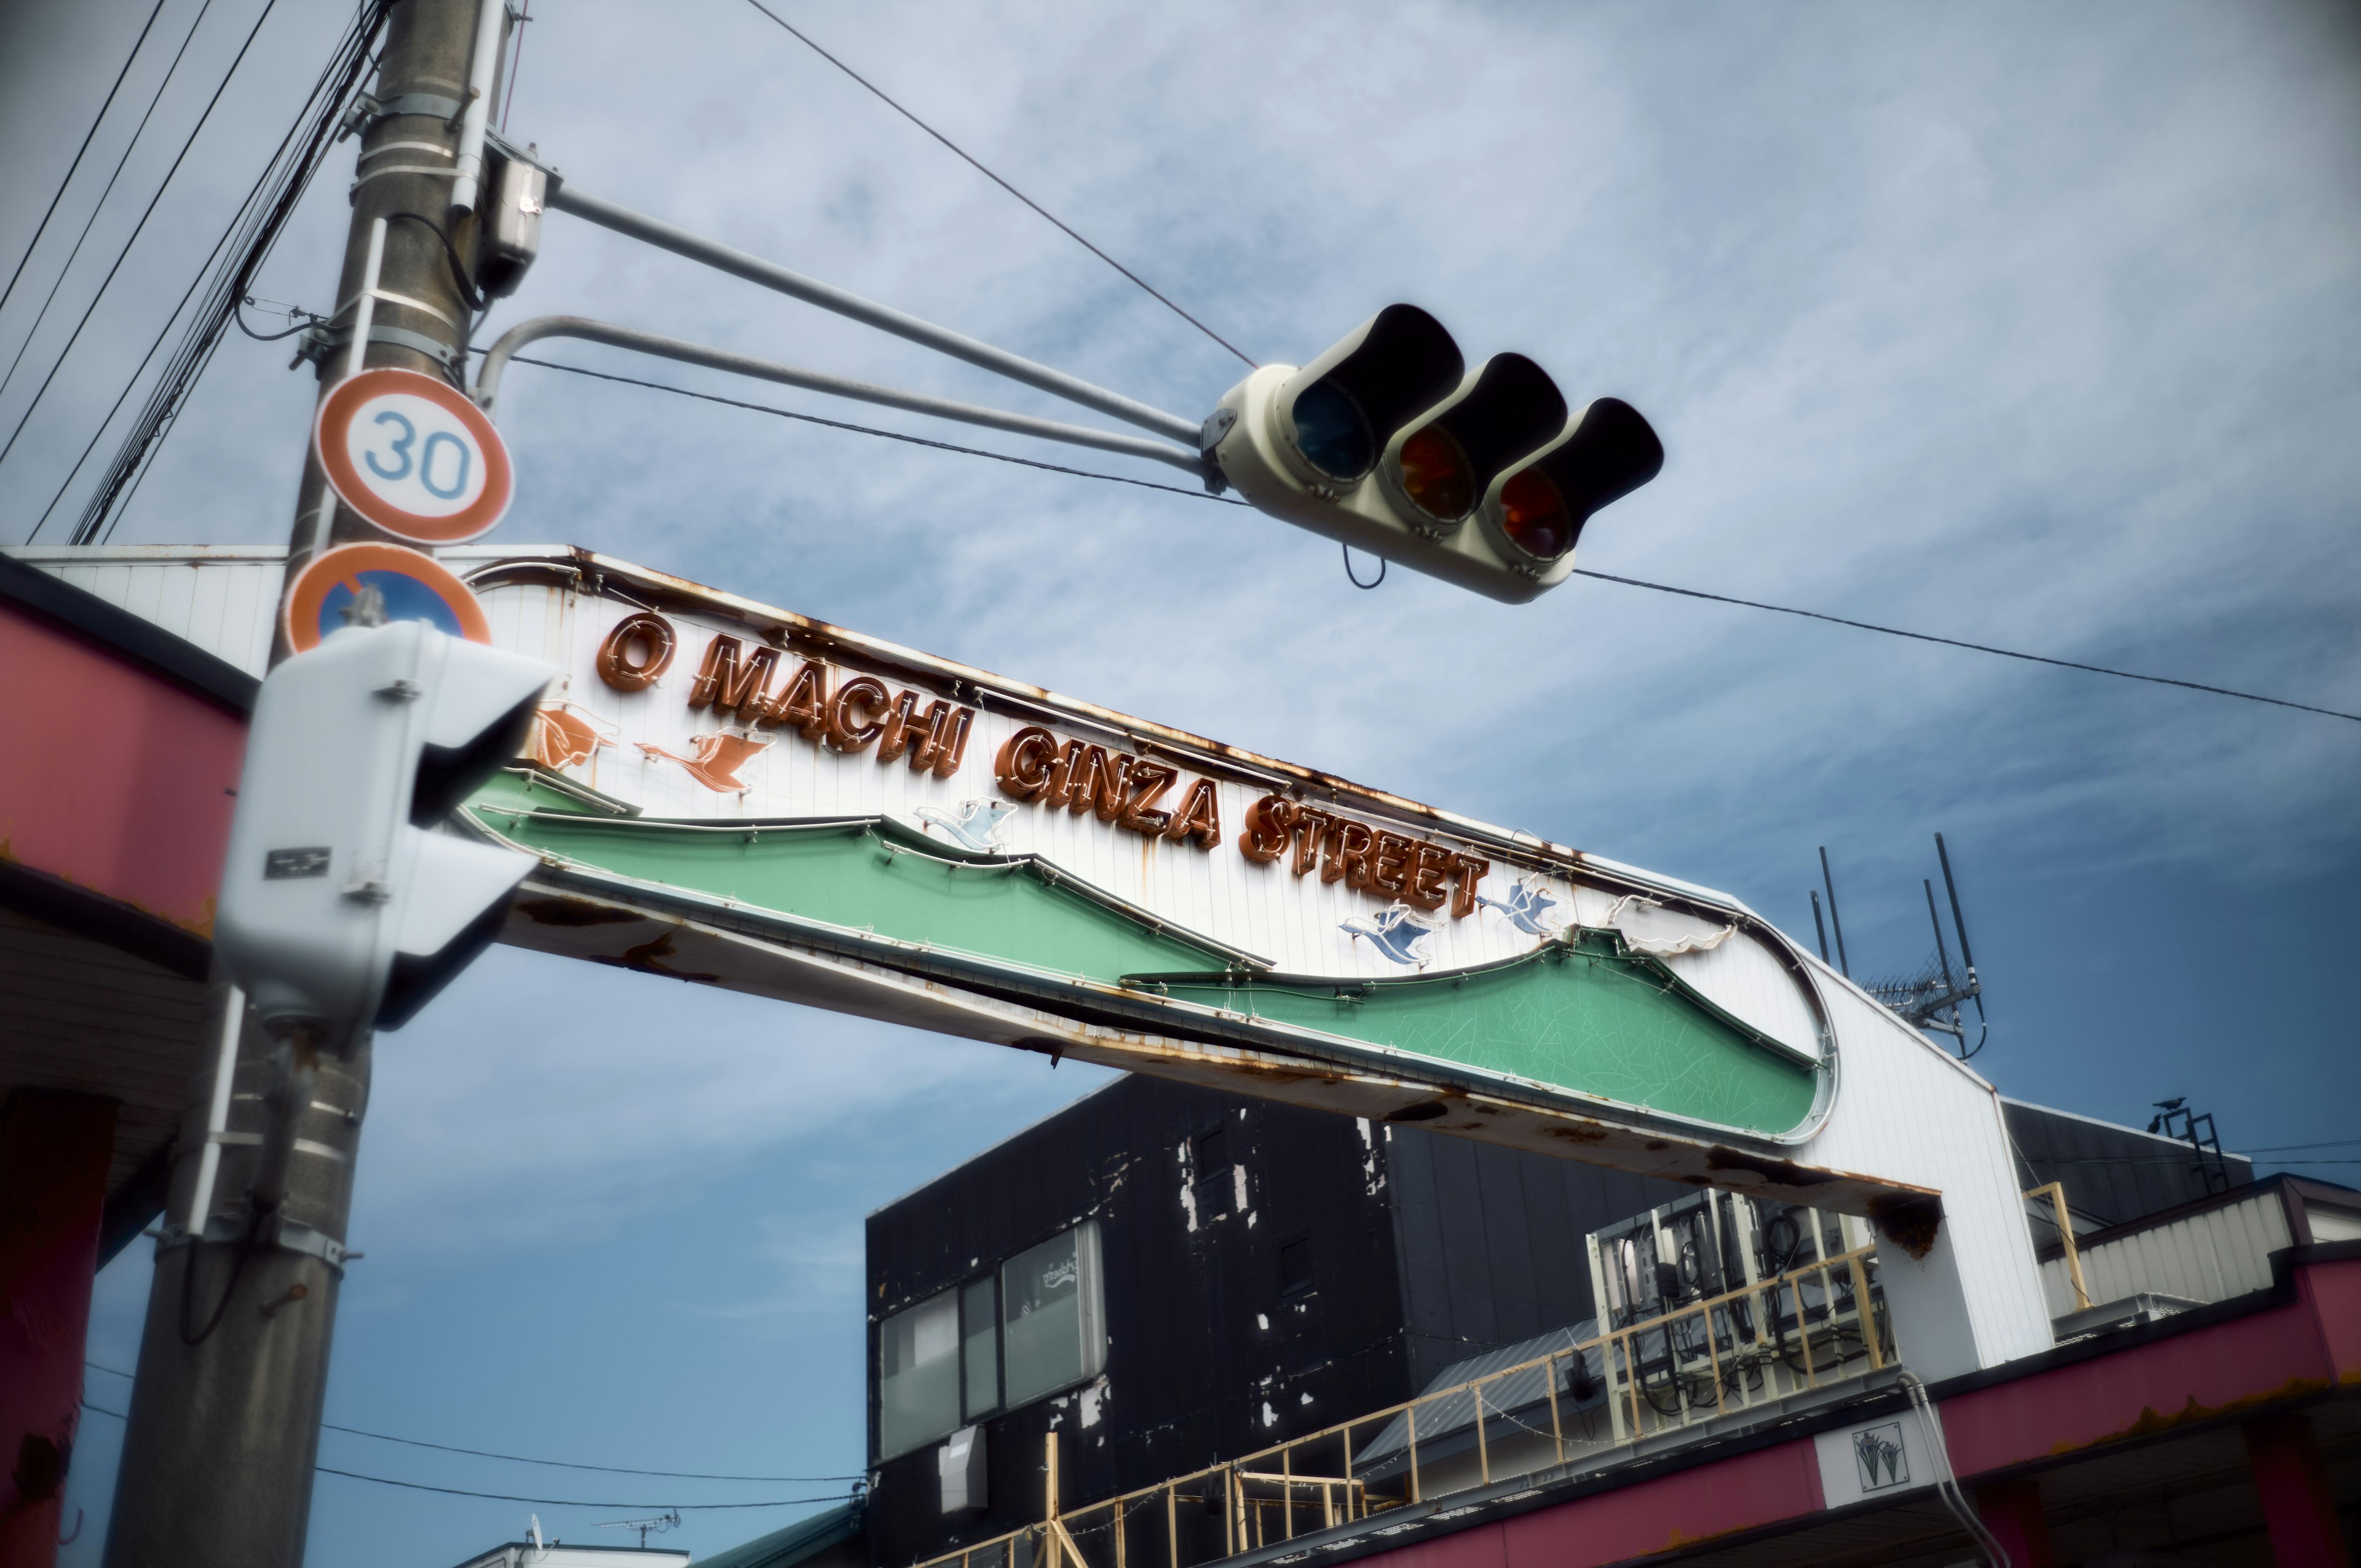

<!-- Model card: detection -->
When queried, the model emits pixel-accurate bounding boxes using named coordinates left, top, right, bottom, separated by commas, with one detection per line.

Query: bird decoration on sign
left=529, top=703, right=614, bottom=771
left=915, top=799, right=1017, bottom=852
left=636, top=732, right=770, bottom=794
left=1340, top=904, right=1439, bottom=967
left=1477, top=877, right=1563, bottom=937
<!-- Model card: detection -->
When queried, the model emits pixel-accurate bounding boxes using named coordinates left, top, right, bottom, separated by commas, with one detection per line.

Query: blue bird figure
left=916, top=799, right=1016, bottom=852
left=1477, top=878, right=1560, bottom=936
left=1340, top=905, right=1438, bottom=966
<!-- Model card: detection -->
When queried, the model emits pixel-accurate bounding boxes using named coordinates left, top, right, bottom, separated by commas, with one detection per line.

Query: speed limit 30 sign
left=315, top=366, right=513, bottom=545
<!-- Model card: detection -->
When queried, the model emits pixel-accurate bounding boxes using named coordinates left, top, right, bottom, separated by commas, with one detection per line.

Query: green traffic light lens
left=1291, top=381, right=1374, bottom=480
left=1398, top=426, right=1475, bottom=520
left=1498, top=468, right=1573, bottom=560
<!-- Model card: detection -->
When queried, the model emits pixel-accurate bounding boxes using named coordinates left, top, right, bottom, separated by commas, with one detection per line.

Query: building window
left=879, top=1290, right=960, bottom=1459
left=1278, top=1235, right=1314, bottom=1296
left=1002, top=1221, right=1106, bottom=1407
left=962, top=1277, right=999, bottom=1420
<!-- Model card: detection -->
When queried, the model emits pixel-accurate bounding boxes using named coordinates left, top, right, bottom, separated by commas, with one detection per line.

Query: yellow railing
left=2026, top=1181, right=2092, bottom=1310
left=918, top=1243, right=1892, bottom=1568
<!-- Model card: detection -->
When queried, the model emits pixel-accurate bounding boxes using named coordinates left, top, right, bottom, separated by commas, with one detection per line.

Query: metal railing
left=917, top=1243, right=1892, bottom=1568
left=2026, top=1180, right=2093, bottom=1310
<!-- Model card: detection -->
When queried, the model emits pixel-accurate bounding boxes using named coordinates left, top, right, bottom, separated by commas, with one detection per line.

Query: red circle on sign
left=314, top=367, right=513, bottom=545
left=282, top=542, right=493, bottom=654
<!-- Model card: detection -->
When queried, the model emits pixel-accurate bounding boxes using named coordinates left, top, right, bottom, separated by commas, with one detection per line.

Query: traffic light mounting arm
left=472, top=316, right=1208, bottom=476
left=545, top=183, right=1205, bottom=448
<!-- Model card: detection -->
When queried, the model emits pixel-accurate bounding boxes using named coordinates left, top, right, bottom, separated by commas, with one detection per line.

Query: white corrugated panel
left=1793, top=970, right=2057, bottom=1370
left=2042, top=1192, right=2290, bottom=1315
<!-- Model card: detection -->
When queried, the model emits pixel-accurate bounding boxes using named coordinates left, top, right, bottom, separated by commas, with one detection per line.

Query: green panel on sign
left=469, top=772, right=1821, bottom=1137
left=470, top=778, right=1236, bottom=980
left=1133, top=932, right=1819, bottom=1135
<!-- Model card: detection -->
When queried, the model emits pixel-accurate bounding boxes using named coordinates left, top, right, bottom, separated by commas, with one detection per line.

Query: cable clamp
left=153, top=1213, right=360, bottom=1271
left=293, top=323, right=462, bottom=373
left=338, top=90, right=469, bottom=141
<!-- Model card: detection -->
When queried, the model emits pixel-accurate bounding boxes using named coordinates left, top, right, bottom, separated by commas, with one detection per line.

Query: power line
left=77, top=1402, right=854, bottom=1510
left=1569, top=569, right=2361, bottom=724
left=0, top=0, right=222, bottom=418
left=0, top=0, right=172, bottom=322
left=734, top=0, right=1254, bottom=370
left=0, top=0, right=279, bottom=484
left=499, top=350, right=2354, bottom=726
left=82, top=1362, right=861, bottom=1483
left=64, top=0, right=389, bottom=545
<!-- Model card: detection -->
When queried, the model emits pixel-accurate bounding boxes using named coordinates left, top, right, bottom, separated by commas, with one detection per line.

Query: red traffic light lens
left=1398, top=426, right=1474, bottom=520
left=1498, top=469, right=1572, bottom=560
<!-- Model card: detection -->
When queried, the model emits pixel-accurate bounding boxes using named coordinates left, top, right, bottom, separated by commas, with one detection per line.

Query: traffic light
left=215, top=618, right=555, bottom=1037
left=1203, top=305, right=1664, bottom=604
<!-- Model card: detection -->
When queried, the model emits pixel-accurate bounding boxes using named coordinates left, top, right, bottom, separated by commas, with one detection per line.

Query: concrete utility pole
left=105, top=1, right=500, bottom=1561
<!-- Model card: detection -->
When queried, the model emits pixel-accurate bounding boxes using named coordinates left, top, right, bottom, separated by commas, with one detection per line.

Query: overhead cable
left=77, top=1402, right=852, bottom=1511
left=0, top=0, right=222, bottom=416
left=1568, top=569, right=2360, bottom=724
left=497, top=350, right=2354, bottom=726
left=0, top=0, right=172, bottom=322
left=734, top=0, right=1254, bottom=368
left=0, top=0, right=277, bottom=480
left=60, top=0, right=389, bottom=546
left=82, top=1362, right=860, bottom=1482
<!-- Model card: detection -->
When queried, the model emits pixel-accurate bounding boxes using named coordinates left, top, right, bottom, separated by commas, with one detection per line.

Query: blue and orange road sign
left=314, top=367, right=513, bottom=545
left=282, top=542, right=491, bottom=654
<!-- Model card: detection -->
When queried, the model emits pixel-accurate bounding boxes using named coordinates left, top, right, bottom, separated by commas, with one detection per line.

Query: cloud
left=349, top=944, right=1115, bottom=1259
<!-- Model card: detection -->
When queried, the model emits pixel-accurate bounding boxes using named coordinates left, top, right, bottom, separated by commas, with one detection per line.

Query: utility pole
left=105, top=1, right=499, bottom=1561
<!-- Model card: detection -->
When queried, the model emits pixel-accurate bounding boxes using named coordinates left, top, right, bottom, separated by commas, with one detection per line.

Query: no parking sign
left=314, top=367, right=513, bottom=545
left=282, top=542, right=492, bottom=654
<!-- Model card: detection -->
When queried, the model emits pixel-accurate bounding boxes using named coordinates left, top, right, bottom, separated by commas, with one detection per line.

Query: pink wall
left=0, top=602, right=245, bottom=935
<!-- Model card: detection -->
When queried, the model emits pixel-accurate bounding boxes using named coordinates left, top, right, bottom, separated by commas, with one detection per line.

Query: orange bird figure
left=529, top=705, right=610, bottom=770
left=636, top=733, right=770, bottom=794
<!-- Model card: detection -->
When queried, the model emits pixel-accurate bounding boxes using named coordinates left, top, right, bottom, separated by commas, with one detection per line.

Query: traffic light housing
left=215, top=619, right=555, bottom=1037
left=1204, top=305, right=1664, bottom=603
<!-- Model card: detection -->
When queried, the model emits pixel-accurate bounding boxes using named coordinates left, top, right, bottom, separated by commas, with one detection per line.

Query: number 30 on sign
left=314, top=366, right=513, bottom=545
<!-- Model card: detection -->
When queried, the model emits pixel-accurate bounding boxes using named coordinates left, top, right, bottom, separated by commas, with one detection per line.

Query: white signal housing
left=215, top=619, right=554, bottom=1035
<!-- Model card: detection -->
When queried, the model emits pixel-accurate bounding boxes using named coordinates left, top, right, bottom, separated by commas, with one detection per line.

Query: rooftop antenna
left=1859, top=833, right=1987, bottom=1059
left=596, top=1510, right=682, bottom=1549
left=1816, top=847, right=1850, bottom=978
left=1808, top=890, right=1832, bottom=966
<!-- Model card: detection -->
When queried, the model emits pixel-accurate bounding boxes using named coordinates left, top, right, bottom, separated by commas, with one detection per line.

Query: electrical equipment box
left=476, top=150, right=546, bottom=300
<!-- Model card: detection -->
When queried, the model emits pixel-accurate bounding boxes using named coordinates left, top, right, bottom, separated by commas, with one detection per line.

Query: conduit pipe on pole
left=544, top=184, right=1205, bottom=449
left=474, top=315, right=1209, bottom=477
left=448, top=0, right=506, bottom=213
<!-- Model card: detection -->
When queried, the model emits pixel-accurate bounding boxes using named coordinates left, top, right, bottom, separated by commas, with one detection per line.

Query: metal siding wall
left=9, top=547, right=291, bottom=676
left=1794, top=969, right=2056, bottom=1369
left=2074, top=1194, right=2290, bottom=1307
left=864, top=1075, right=1414, bottom=1567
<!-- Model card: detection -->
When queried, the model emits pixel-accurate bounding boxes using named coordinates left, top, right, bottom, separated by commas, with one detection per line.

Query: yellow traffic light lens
left=1398, top=426, right=1474, bottom=520
left=1499, top=469, right=1572, bottom=559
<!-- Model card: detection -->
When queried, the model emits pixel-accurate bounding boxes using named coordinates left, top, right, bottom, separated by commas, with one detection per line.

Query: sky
left=2, top=0, right=2357, bottom=1562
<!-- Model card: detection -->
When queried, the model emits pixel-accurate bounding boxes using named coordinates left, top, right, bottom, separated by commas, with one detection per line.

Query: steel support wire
left=544, top=184, right=1203, bottom=448
left=473, top=315, right=1208, bottom=478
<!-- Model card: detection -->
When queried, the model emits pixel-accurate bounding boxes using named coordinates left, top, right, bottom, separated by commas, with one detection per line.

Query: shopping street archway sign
left=11, top=542, right=2058, bottom=1377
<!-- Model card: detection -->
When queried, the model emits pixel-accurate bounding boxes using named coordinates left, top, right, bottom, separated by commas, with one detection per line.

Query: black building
left=862, top=1074, right=2247, bottom=1568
